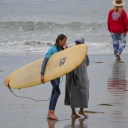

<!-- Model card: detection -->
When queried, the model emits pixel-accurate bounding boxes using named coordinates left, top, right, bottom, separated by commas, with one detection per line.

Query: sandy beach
left=0, top=53, right=128, bottom=128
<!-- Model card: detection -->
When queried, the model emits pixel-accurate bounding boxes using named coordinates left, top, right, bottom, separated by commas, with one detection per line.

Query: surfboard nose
left=4, top=79, right=9, bottom=87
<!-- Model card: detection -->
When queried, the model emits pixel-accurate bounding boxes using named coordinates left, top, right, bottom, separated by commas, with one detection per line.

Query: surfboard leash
left=7, top=76, right=63, bottom=102
left=7, top=84, right=52, bottom=102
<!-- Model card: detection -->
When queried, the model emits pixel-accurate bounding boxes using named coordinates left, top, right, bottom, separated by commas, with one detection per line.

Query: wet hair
left=55, top=34, right=67, bottom=45
left=54, top=34, right=67, bottom=51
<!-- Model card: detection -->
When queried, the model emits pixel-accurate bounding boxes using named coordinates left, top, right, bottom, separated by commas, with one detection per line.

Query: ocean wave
left=0, top=21, right=107, bottom=31
left=1, top=40, right=128, bottom=54
left=0, top=40, right=51, bottom=53
left=0, top=40, right=53, bottom=46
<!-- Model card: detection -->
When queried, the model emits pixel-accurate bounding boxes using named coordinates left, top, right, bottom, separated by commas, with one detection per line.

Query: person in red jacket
left=107, top=0, right=128, bottom=60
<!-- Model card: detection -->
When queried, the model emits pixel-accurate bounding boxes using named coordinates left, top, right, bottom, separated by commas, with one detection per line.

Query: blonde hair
left=113, top=6, right=123, bottom=17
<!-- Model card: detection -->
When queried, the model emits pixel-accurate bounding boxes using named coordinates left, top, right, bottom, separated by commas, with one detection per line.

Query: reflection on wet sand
left=107, top=61, right=128, bottom=93
left=64, top=118, right=88, bottom=128
left=47, top=119, right=58, bottom=128
left=107, top=61, right=128, bottom=127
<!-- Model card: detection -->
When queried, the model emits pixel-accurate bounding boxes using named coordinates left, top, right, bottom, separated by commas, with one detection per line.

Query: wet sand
left=0, top=53, right=128, bottom=128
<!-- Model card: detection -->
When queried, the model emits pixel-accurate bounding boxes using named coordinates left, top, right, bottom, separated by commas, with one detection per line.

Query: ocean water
left=0, top=0, right=128, bottom=54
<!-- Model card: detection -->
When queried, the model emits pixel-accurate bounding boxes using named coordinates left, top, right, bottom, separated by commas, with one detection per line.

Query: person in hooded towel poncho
left=64, top=37, right=90, bottom=118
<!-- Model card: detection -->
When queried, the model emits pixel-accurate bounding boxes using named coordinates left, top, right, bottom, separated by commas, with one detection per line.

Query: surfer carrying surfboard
left=107, top=0, right=128, bottom=60
left=40, top=34, right=67, bottom=120
left=64, top=37, right=90, bottom=118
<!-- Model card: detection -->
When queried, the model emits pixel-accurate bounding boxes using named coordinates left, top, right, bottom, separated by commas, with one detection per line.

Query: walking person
left=107, top=0, right=128, bottom=60
left=41, top=34, right=67, bottom=120
left=64, top=37, right=89, bottom=118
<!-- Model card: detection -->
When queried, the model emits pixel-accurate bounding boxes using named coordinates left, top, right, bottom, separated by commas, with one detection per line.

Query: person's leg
left=117, top=33, right=126, bottom=57
left=111, top=33, right=119, bottom=58
left=47, top=89, right=54, bottom=119
left=49, top=78, right=60, bottom=120
left=49, top=86, right=60, bottom=119
left=79, top=108, right=88, bottom=118
left=71, top=108, right=81, bottom=118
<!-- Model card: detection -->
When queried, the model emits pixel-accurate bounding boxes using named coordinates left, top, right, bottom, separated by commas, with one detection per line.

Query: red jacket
left=107, top=9, right=128, bottom=33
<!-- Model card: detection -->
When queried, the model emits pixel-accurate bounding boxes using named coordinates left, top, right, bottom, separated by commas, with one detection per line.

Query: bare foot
left=47, top=110, right=51, bottom=119
left=49, top=113, right=58, bottom=120
left=71, top=113, right=81, bottom=118
left=116, top=53, right=121, bottom=60
left=47, top=115, right=51, bottom=119
left=79, top=111, right=88, bottom=118
left=116, top=56, right=121, bottom=60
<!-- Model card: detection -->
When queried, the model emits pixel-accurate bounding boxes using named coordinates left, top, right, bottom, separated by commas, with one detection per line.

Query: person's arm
left=40, top=57, right=49, bottom=83
left=85, top=54, right=90, bottom=83
left=85, top=54, right=89, bottom=66
left=107, top=11, right=111, bottom=32
left=40, top=47, right=52, bottom=83
left=122, top=10, right=128, bottom=36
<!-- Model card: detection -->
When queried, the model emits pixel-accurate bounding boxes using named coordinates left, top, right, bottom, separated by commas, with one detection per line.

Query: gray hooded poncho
left=64, top=55, right=89, bottom=108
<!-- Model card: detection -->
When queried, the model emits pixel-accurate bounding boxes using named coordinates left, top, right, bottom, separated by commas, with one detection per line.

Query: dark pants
left=49, top=78, right=60, bottom=110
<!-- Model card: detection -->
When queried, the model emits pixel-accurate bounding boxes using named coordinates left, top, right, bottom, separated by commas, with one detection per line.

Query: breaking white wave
left=0, top=40, right=128, bottom=54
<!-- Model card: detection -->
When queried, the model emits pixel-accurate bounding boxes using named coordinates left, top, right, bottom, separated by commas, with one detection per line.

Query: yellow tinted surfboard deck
left=4, top=44, right=88, bottom=89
